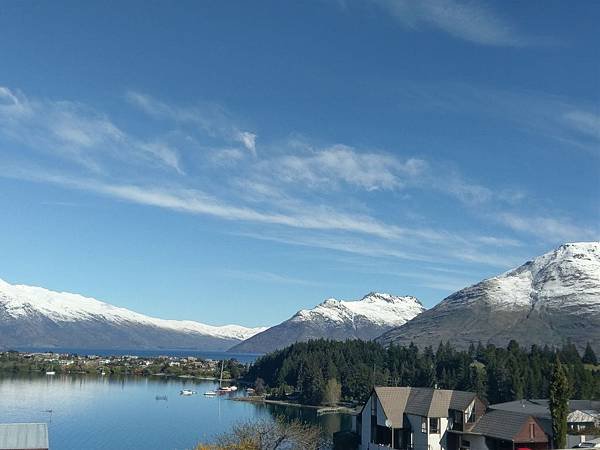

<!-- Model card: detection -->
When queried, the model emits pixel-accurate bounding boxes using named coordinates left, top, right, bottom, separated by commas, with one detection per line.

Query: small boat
left=45, top=371, right=56, bottom=375
left=215, top=360, right=237, bottom=394
left=180, top=389, right=195, bottom=396
left=203, top=391, right=217, bottom=396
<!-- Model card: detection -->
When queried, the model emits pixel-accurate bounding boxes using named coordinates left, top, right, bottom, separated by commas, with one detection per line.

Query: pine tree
left=549, top=356, right=570, bottom=449
left=582, top=343, right=598, bottom=365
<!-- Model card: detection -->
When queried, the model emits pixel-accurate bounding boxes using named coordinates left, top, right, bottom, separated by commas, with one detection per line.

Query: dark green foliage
left=246, top=339, right=600, bottom=406
left=550, top=357, right=571, bottom=449
left=583, top=343, right=598, bottom=365
left=254, top=377, right=266, bottom=396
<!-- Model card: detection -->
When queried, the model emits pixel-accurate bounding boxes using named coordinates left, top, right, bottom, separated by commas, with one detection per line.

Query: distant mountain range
left=378, top=242, right=600, bottom=354
left=0, top=278, right=266, bottom=351
left=2, top=242, right=598, bottom=355
left=229, top=292, right=425, bottom=353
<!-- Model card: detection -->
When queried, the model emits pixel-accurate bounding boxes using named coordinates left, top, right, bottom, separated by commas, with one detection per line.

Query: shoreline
left=231, top=396, right=357, bottom=415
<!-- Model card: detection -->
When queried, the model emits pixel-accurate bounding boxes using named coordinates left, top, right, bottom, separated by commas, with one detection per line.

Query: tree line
left=246, top=339, right=600, bottom=406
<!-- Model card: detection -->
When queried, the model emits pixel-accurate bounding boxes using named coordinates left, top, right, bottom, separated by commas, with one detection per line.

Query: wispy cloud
left=209, top=148, right=247, bottom=165
left=257, top=144, right=425, bottom=191
left=4, top=167, right=410, bottom=240
left=498, top=212, right=599, bottom=243
left=562, top=111, right=600, bottom=140
left=398, top=83, right=600, bottom=155
left=1, top=86, right=594, bottom=278
left=0, top=86, right=184, bottom=174
left=233, top=229, right=523, bottom=268
left=221, top=269, right=326, bottom=287
left=366, top=0, right=550, bottom=47
left=249, top=142, right=503, bottom=206
left=126, top=91, right=258, bottom=154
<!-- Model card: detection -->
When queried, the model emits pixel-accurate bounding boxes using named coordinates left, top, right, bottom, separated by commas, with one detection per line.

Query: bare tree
left=323, top=378, right=341, bottom=406
left=195, top=417, right=329, bottom=450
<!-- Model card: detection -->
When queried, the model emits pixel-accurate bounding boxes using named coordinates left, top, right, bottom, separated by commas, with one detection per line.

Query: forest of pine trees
left=246, top=339, right=600, bottom=406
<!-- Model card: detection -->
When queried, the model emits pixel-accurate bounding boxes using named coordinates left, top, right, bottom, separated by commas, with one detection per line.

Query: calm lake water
left=0, top=374, right=352, bottom=450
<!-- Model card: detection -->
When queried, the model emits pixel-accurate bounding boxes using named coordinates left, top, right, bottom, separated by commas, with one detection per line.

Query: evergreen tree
left=549, top=356, right=570, bottom=449
left=245, top=338, right=600, bottom=408
left=583, top=343, right=598, bottom=365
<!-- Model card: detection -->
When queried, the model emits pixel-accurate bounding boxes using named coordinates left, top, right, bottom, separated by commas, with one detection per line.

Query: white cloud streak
left=262, top=144, right=426, bottom=191
left=398, top=82, right=600, bottom=155
left=498, top=213, right=599, bottom=243
left=367, top=0, right=549, bottom=47
left=221, top=269, right=326, bottom=287
left=1, top=86, right=595, bottom=274
left=126, top=91, right=258, bottom=154
left=0, top=87, right=183, bottom=174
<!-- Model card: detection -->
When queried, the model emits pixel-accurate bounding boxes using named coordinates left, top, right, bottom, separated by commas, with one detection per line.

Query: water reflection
left=0, top=373, right=351, bottom=450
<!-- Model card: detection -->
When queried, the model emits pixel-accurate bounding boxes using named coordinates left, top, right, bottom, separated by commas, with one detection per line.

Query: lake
left=0, top=374, right=352, bottom=449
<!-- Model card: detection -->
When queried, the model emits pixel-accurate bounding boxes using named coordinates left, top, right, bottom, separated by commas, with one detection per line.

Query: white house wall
left=360, top=396, right=372, bottom=450
left=466, top=434, right=490, bottom=450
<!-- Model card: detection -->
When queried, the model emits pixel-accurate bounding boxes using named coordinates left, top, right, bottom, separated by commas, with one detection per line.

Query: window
left=529, top=423, right=535, bottom=439
left=430, top=417, right=440, bottom=434
left=421, top=417, right=427, bottom=433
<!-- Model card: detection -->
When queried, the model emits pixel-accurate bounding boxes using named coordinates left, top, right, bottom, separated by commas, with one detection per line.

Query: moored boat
left=180, top=389, right=195, bottom=396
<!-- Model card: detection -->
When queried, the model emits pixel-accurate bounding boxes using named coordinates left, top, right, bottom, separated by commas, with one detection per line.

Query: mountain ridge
left=229, top=292, right=425, bottom=353
left=377, top=242, right=600, bottom=353
left=0, top=278, right=266, bottom=351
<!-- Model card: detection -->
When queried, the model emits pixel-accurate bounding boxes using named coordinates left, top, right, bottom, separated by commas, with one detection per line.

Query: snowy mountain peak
left=230, top=291, right=425, bottom=353
left=0, top=277, right=266, bottom=342
left=361, top=291, right=422, bottom=305
left=293, top=292, right=425, bottom=326
left=377, top=242, right=600, bottom=354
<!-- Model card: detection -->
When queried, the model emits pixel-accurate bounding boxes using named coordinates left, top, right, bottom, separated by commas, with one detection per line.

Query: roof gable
left=371, top=386, right=477, bottom=426
left=471, top=410, right=549, bottom=442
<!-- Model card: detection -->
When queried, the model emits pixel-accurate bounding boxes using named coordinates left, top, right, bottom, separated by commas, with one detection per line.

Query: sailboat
left=204, top=360, right=224, bottom=396
left=216, top=360, right=232, bottom=394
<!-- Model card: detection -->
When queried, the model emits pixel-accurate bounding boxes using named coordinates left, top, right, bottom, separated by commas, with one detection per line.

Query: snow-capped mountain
left=230, top=292, right=425, bottom=353
left=0, top=278, right=266, bottom=351
left=378, top=242, right=600, bottom=354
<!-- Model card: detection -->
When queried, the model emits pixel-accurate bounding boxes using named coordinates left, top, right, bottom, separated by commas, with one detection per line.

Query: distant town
left=0, top=350, right=247, bottom=380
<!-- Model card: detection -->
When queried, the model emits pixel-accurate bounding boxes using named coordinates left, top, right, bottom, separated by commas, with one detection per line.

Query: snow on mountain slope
left=378, top=242, right=600, bottom=353
left=230, top=292, right=425, bottom=354
left=0, top=278, right=266, bottom=350
left=292, top=292, right=424, bottom=326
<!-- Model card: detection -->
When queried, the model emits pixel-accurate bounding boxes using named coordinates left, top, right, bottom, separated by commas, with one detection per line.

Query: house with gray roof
left=355, top=388, right=600, bottom=450
left=355, top=386, right=486, bottom=450
left=0, top=423, right=49, bottom=450
left=465, top=409, right=551, bottom=450
left=490, top=399, right=600, bottom=433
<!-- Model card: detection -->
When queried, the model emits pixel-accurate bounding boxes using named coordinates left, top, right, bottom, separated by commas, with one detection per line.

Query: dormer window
left=430, top=417, right=440, bottom=434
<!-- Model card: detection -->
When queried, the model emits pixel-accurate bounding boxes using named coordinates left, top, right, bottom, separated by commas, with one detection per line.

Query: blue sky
left=0, top=0, right=598, bottom=327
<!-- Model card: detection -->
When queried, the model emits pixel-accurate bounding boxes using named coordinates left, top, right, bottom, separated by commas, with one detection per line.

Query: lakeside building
left=489, top=400, right=600, bottom=433
left=0, top=423, right=49, bottom=450
left=354, top=387, right=600, bottom=450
